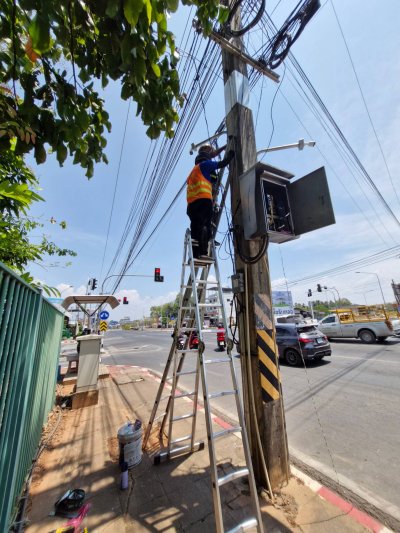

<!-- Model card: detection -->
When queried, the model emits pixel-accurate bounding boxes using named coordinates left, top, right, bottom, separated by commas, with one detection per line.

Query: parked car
left=275, top=323, right=331, bottom=366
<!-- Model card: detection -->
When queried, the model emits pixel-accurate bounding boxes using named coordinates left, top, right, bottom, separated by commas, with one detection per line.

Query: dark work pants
left=187, top=199, right=213, bottom=257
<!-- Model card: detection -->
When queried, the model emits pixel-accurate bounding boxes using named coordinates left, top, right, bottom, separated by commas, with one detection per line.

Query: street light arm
left=257, top=139, right=316, bottom=156
left=101, top=273, right=154, bottom=293
left=355, top=272, right=386, bottom=306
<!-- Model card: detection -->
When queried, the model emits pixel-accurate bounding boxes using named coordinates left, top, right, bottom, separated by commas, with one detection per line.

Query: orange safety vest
left=186, top=165, right=213, bottom=204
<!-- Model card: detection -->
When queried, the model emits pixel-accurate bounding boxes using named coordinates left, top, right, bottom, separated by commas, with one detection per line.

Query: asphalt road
left=102, top=329, right=400, bottom=520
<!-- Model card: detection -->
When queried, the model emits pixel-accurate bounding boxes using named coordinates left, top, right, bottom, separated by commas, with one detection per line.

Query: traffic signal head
left=91, top=278, right=98, bottom=290
left=154, top=267, right=164, bottom=282
left=307, top=289, right=312, bottom=297
left=317, top=284, right=322, bottom=292
left=123, top=296, right=128, bottom=305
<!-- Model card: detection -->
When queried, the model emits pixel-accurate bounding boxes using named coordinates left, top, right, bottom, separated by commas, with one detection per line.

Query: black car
left=275, top=323, right=331, bottom=366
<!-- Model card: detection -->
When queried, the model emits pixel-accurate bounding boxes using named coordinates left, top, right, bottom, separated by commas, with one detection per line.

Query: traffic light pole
left=220, top=3, right=289, bottom=489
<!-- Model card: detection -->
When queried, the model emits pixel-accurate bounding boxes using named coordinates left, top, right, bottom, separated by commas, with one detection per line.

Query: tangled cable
left=234, top=227, right=269, bottom=264
left=264, top=0, right=320, bottom=69
left=223, top=0, right=266, bottom=37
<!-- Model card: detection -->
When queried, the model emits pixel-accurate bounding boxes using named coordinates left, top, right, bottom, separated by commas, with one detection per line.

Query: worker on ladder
left=186, top=144, right=234, bottom=259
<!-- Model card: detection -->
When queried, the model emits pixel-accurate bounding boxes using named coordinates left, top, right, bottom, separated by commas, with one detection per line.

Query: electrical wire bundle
left=103, top=0, right=400, bottom=294
left=103, top=36, right=222, bottom=293
left=262, top=0, right=320, bottom=69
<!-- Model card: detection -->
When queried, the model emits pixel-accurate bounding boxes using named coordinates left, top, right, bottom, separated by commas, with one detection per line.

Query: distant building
left=119, top=316, right=131, bottom=325
left=206, top=287, right=236, bottom=326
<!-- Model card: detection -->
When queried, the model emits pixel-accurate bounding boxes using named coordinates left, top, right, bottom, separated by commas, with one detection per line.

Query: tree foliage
left=150, top=294, right=179, bottom=321
left=0, top=0, right=226, bottom=177
left=0, top=151, right=76, bottom=293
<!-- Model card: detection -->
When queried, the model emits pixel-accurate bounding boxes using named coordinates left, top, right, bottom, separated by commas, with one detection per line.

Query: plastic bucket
left=118, top=423, right=142, bottom=468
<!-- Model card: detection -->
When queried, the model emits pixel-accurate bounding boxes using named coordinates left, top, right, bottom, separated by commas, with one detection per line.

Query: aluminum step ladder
left=143, top=229, right=263, bottom=533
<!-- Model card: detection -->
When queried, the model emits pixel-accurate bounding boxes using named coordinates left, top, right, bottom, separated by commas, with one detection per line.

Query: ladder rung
left=176, top=370, right=197, bottom=377
left=180, top=328, right=219, bottom=334
left=160, top=394, right=170, bottom=402
left=192, top=258, right=214, bottom=264
left=204, top=357, right=231, bottom=364
left=154, top=412, right=167, bottom=421
left=166, top=370, right=196, bottom=380
left=226, top=518, right=258, bottom=533
left=208, top=390, right=237, bottom=399
left=213, top=426, right=241, bottom=440
left=181, top=281, right=218, bottom=289
left=172, top=413, right=194, bottom=422
left=218, top=467, right=249, bottom=487
left=174, top=391, right=195, bottom=399
left=154, top=441, right=205, bottom=464
left=198, top=303, right=222, bottom=307
left=171, top=434, right=192, bottom=445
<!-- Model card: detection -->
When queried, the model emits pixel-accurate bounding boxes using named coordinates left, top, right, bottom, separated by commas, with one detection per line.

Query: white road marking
left=334, top=355, right=400, bottom=364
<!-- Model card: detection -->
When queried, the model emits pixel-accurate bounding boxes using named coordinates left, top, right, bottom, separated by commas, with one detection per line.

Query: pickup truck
left=318, top=312, right=393, bottom=343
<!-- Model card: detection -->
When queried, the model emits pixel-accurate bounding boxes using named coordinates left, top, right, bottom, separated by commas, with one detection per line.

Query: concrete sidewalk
left=26, top=364, right=389, bottom=532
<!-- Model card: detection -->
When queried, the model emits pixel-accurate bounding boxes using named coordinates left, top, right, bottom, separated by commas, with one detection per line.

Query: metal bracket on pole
left=189, top=131, right=227, bottom=154
left=209, top=30, right=280, bottom=83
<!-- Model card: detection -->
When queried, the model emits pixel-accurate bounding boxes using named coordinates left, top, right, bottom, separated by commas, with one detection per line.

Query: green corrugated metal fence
left=0, top=262, right=64, bottom=531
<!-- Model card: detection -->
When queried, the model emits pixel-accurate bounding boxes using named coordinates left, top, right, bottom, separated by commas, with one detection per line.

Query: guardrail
left=0, top=262, right=63, bottom=531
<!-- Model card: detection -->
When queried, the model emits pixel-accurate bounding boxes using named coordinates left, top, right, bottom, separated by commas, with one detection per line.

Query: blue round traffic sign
left=99, top=310, right=110, bottom=320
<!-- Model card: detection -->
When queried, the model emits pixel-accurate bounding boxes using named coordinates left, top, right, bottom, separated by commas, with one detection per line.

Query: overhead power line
left=103, top=32, right=222, bottom=294
left=273, top=245, right=400, bottom=289
left=329, top=0, right=400, bottom=210
left=248, top=12, right=400, bottom=234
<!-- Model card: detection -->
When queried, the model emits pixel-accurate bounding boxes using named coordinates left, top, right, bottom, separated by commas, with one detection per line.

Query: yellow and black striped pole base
left=254, top=293, right=281, bottom=402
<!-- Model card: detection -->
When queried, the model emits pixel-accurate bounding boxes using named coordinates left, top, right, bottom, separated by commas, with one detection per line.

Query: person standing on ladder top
left=186, top=144, right=234, bottom=259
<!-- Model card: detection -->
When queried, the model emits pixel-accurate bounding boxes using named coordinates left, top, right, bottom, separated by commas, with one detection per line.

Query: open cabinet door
left=288, top=167, right=335, bottom=236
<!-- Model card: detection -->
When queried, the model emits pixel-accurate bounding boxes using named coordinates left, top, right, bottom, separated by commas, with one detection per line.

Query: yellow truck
left=318, top=306, right=400, bottom=343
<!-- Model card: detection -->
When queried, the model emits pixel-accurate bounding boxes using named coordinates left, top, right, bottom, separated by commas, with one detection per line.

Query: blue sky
left=27, top=0, right=400, bottom=319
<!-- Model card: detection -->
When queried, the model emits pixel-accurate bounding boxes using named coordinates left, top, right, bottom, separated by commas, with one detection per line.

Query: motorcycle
left=177, top=334, right=185, bottom=350
left=217, top=326, right=226, bottom=351
left=189, top=332, right=199, bottom=350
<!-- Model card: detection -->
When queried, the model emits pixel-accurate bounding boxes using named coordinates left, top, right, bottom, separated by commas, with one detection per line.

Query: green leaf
left=34, top=144, right=47, bottom=164
left=123, top=0, right=145, bottom=27
left=166, top=0, right=179, bottom=12
left=145, top=0, right=152, bottom=24
left=151, top=62, right=161, bottom=77
left=217, top=5, right=230, bottom=24
left=106, top=0, right=120, bottom=17
left=76, top=110, right=90, bottom=132
left=146, top=123, right=160, bottom=139
left=56, top=143, right=68, bottom=165
left=29, top=14, right=51, bottom=53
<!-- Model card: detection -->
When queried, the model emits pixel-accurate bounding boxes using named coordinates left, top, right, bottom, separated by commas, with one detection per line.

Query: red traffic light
left=123, top=296, right=129, bottom=304
left=154, top=267, right=164, bottom=282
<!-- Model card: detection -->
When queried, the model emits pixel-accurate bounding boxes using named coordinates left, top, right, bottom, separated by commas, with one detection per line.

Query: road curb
left=291, top=466, right=392, bottom=533
left=106, top=362, right=393, bottom=533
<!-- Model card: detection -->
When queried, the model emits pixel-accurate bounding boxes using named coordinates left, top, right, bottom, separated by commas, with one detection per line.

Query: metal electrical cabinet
left=75, top=334, right=102, bottom=393
left=239, top=162, right=335, bottom=242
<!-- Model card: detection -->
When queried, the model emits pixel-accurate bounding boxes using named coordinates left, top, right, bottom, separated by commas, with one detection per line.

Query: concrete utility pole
left=220, top=3, right=289, bottom=488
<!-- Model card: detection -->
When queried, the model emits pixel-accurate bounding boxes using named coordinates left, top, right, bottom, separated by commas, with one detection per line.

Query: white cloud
left=111, top=289, right=179, bottom=320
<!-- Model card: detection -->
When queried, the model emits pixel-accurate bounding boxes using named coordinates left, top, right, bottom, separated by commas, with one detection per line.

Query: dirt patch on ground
left=107, top=436, right=120, bottom=463
left=274, top=490, right=299, bottom=527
